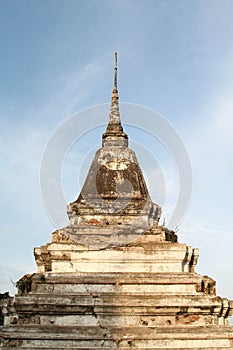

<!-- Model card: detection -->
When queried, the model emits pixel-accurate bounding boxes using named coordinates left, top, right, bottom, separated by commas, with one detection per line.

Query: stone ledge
left=1, top=324, right=233, bottom=335
left=34, top=242, right=198, bottom=274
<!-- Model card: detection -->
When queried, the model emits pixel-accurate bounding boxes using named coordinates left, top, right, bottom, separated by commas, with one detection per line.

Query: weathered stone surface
left=1, top=324, right=233, bottom=349
left=1, top=54, right=233, bottom=349
left=34, top=239, right=198, bottom=274
left=66, top=54, right=161, bottom=248
left=1, top=263, right=233, bottom=348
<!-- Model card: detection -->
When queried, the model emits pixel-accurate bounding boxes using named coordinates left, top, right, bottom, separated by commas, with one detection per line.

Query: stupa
left=1, top=53, right=233, bottom=349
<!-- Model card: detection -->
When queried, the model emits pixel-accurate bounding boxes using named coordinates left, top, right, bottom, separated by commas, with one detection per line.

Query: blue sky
left=1, top=0, right=233, bottom=304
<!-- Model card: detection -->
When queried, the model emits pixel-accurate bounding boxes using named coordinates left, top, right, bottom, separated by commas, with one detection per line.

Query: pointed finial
left=114, top=52, right=117, bottom=90
left=112, top=52, right=118, bottom=100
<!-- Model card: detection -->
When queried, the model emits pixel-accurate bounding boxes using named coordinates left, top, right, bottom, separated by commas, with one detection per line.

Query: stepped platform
left=1, top=262, right=233, bottom=349
left=1, top=54, right=233, bottom=349
left=1, top=325, right=233, bottom=349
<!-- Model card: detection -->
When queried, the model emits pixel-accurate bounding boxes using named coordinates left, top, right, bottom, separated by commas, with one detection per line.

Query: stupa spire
left=113, top=52, right=118, bottom=94
left=102, top=52, right=128, bottom=146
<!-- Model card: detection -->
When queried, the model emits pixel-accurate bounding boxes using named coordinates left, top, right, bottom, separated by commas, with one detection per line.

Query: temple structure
left=1, top=54, right=233, bottom=349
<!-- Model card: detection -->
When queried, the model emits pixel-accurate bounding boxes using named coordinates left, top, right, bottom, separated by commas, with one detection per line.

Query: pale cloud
left=181, top=219, right=221, bottom=242
left=211, top=96, right=233, bottom=148
left=42, top=53, right=112, bottom=118
left=135, top=159, right=188, bottom=231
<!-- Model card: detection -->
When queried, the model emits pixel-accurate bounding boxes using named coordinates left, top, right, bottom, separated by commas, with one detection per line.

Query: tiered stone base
left=1, top=270, right=233, bottom=349
left=1, top=234, right=233, bottom=349
left=1, top=324, right=233, bottom=349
